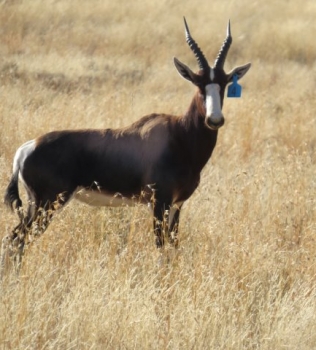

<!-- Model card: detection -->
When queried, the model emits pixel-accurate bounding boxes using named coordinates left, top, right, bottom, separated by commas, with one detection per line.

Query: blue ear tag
left=227, top=74, right=242, bottom=98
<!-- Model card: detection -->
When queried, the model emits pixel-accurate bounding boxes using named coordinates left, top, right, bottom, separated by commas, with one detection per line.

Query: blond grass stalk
left=1, top=0, right=316, bottom=349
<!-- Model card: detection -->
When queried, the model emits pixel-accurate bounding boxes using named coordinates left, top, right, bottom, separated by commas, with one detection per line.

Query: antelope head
left=174, top=18, right=251, bottom=130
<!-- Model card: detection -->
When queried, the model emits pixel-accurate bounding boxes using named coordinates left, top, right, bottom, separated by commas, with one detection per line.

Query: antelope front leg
left=167, top=204, right=182, bottom=248
left=153, top=203, right=180, bottom=248
left=153, top=202, right=170, bottom=248
left=153, top=216, right=165, bottom=248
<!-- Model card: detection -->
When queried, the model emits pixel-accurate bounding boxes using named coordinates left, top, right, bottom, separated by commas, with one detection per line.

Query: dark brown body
left=29, top=112, right=216, bottom=205
left=5, top=97, right=218, bottom=248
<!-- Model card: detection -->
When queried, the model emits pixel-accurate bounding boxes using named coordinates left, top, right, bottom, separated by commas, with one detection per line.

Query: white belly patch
left=74, top=187, right=136, bottom=207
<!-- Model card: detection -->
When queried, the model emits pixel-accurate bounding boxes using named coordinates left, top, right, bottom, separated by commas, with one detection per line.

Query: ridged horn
left=183, top=17, right=209, bottom=71
left=214, top=20, right=232, bottom=69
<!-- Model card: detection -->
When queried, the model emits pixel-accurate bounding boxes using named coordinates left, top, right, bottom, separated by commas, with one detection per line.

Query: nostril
left=210, top=112, right=224, bottom=122
left=206, top=115, right=225, bottom=129
left=211, top=113, right=224, bottom=124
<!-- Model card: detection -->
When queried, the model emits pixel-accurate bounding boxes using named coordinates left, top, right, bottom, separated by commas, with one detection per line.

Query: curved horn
left=183, top=17, right=209, bottom=71
left=214, top=20, right=232, bottom=69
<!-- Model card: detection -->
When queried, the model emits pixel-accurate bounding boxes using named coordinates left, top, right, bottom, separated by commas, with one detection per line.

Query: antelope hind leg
left=0, top=230, right=25, bottom=280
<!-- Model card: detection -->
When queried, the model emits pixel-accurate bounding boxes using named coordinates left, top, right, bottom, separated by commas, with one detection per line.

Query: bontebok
left=2, top=18, right=251, bottom=269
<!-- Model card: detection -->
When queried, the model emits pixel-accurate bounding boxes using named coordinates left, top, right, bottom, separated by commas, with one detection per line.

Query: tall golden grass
left=0, top=0, right=316, bottom=348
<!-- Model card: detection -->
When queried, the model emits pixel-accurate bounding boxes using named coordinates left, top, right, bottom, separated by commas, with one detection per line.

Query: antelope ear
left=227, top=63, right=251, bottom=83
left=174, top=57, right=197, bottom=83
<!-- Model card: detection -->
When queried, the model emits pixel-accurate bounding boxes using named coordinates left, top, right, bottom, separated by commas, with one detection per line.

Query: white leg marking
left=168, top=202, right=183, bottom=228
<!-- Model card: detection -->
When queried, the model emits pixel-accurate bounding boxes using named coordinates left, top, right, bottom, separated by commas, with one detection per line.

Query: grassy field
left=1, top=0, right=316, bottom=349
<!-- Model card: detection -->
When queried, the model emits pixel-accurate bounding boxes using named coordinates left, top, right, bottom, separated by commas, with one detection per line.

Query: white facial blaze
left=205, top=84, right=223, bottom=123
left=210, top=68, right=215, bottom=81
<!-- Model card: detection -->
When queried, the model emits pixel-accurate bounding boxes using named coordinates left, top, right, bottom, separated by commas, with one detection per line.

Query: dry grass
left=1, top=0, right=316, bottom=349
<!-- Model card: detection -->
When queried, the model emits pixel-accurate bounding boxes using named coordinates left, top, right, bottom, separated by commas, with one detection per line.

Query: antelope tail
left=4, top=170, right=22, bottom=211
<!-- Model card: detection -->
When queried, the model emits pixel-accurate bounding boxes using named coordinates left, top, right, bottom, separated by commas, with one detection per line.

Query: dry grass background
left=0, top=0, right=316, bottom=349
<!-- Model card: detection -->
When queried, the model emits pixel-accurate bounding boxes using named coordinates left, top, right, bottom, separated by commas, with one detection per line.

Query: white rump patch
left=13, top=140, right=36, bottom=184
left=205, top=83, right=223, bottom=123
left=13, top=139, right=36, bottom=174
